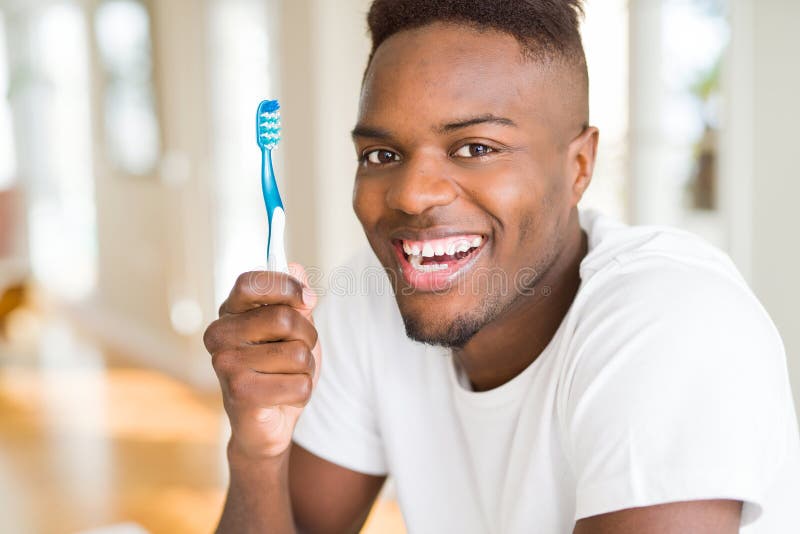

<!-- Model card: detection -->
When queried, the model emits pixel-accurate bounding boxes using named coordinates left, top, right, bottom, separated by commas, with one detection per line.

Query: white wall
left=725, top=0, right=800, bottom=413
left=747, top=0, right=800, bottom=410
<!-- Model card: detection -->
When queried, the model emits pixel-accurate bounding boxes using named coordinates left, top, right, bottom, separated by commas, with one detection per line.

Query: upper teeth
left=401, top=235, right=483, bottom=258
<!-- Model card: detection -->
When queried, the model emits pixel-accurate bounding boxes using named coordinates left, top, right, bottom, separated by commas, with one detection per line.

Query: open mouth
left=392, top=234, right=486, bottom=291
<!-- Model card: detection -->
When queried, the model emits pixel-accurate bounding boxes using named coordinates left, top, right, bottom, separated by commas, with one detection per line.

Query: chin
left=397, top=292, right=503, bottom=349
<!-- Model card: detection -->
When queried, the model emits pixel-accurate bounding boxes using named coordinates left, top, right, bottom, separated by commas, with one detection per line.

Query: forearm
left=216, top=444, right=297, bottom=534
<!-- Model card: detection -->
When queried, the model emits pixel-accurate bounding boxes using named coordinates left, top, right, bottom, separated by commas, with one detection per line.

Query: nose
left=385, top=155, right=458, bottom=215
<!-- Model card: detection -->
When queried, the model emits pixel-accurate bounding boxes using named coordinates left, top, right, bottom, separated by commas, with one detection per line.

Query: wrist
left=227, top=438, right=291, bottom=472
left=218, top=440, right=297, bottom=534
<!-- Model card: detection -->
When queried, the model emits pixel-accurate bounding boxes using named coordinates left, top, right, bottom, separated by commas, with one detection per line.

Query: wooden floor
left=0, top=303, right=405, bottom=534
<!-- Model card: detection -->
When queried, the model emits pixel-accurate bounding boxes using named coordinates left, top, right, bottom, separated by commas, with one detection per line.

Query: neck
left=452, top=213, right=587, bottom=392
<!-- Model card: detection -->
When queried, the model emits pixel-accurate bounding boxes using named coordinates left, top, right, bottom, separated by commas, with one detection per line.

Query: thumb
left=288, top=262, right=318, bottom=319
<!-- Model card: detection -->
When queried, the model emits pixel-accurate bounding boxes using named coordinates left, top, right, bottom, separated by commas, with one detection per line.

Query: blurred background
left=0, top=0, right=797, bottom=532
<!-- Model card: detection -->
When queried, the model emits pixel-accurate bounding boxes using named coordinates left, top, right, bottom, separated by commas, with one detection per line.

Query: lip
left=392, top=236, right=488, bottom=292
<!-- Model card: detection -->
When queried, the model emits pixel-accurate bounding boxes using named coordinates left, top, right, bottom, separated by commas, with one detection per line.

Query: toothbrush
left=256, top=99, right=289, bottom=274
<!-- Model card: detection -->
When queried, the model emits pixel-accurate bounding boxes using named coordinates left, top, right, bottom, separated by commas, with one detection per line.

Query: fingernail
left=302, top=286, right=315, bottom=306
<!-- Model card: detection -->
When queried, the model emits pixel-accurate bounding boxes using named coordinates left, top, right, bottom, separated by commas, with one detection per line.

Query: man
left=203, top=1, right=800, bottom=532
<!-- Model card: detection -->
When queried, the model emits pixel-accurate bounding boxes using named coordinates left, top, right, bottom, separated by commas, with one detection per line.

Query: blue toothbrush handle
left=261, top=149, right=289, bottom=273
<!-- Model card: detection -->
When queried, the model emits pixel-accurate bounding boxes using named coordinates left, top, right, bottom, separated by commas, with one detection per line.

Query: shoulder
left=575, top=210, right=775, bottom=347
left=561, top=214, right=789, bottom=434
left=575, top=218, right=777, bottom=348
left=561, top=216, right=797, bottom=523
left=578, top=208, right=747, bottom=286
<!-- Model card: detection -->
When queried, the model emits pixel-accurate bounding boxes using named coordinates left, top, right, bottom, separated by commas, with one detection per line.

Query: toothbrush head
left=257, top=99, right=281, bottom=150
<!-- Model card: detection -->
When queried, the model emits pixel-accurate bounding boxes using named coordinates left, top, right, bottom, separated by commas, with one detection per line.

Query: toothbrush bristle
left=257, top=99, right=282, bottom=150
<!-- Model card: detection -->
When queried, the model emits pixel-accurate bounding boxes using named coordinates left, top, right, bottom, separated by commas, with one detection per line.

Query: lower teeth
left=409, top=255, right=449, bottom=272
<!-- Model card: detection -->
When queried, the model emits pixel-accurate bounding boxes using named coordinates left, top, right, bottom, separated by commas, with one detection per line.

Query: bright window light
left=94, top=0, right=160, bottom=176
left=581, top=0, right=629, bottom=221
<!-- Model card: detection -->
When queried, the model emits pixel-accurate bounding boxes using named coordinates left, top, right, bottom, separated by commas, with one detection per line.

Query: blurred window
left=662, top=0, right=727, bottom=213
left=629, top=0, right=729, bottom=245
left=26, top=2, right=97, bottom=300
left=94, top=0, right=160, bottom=176
left=0, top=11, right=16, bottom=190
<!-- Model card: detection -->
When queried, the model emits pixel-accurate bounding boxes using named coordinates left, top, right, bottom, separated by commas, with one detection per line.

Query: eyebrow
left=436, top=114, right=518, bottom=134
left=351, top=113, right=518, bottom=141
left=351, top=124, right=392, bottom=140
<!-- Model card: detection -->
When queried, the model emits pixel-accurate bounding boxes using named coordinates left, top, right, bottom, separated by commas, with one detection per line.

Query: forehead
left=360, top=23, right=555, bottom=127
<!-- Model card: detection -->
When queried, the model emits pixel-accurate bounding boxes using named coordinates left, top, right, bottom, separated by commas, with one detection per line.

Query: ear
left=566, top=126, right=599, bottom=205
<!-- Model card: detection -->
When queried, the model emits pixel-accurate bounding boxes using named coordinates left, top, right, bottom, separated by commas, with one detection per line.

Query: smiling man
left=204, top=1, right=800, bottom=533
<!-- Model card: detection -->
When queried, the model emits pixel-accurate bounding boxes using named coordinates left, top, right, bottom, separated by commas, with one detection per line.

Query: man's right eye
left=363, top=149, right=400, bottom=165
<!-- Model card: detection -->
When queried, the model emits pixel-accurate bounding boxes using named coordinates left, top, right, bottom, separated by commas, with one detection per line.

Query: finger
left=220, top=270, right=307, bottom=315
left=212, top=340, right=315, bottom=378
left=210, top=304, right=318, bottom=349
left=223, top=369, right=313, bottom=409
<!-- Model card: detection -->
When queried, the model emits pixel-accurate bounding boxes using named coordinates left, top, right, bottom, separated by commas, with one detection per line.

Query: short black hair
left=366, top=0, right=587, bottom=67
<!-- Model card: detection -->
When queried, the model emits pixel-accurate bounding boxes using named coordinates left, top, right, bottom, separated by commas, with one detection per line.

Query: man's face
left=352, top=23, right=585, bottom=347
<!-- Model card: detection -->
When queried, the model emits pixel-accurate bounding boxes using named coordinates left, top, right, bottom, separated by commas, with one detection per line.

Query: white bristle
left=258, top=105, right=281, bottom=149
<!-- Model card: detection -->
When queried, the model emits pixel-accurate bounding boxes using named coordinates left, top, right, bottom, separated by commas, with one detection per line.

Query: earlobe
left=570, top=126, right=599, bottom=202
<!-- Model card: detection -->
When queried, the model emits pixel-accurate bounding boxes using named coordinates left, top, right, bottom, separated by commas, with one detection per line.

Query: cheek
left=352, top=177, right=384, bottom=227
left=462, top=161, right=543, bottom=235
left=492, top=177, right=537, bottom=214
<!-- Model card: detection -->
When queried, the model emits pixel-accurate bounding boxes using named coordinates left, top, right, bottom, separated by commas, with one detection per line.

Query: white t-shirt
left=293, top=209, right=800, bottom=533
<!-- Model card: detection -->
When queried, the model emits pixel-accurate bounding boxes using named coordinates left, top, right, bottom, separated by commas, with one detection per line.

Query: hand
left=204, top=263, right=320, bottom=460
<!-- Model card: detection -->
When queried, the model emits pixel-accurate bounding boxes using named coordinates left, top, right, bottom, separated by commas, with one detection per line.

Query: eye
left=452, top=143, right=494, bottom=158
left=363, top=149, right=400, bottom=165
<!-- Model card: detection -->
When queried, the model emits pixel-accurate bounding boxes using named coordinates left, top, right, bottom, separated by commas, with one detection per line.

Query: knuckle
left=289, top=341, right=313, bottom=371
left=235, top=271, right=252, bottom=290
left=227, top=370, right=254, bottom=401
left=272, top=305, right=295, bottom=336
left=203, top=321, right=221, bottom=353
left=211, top=348, right=238, bottom=374
left=297, top=375, right=313, bottom=403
